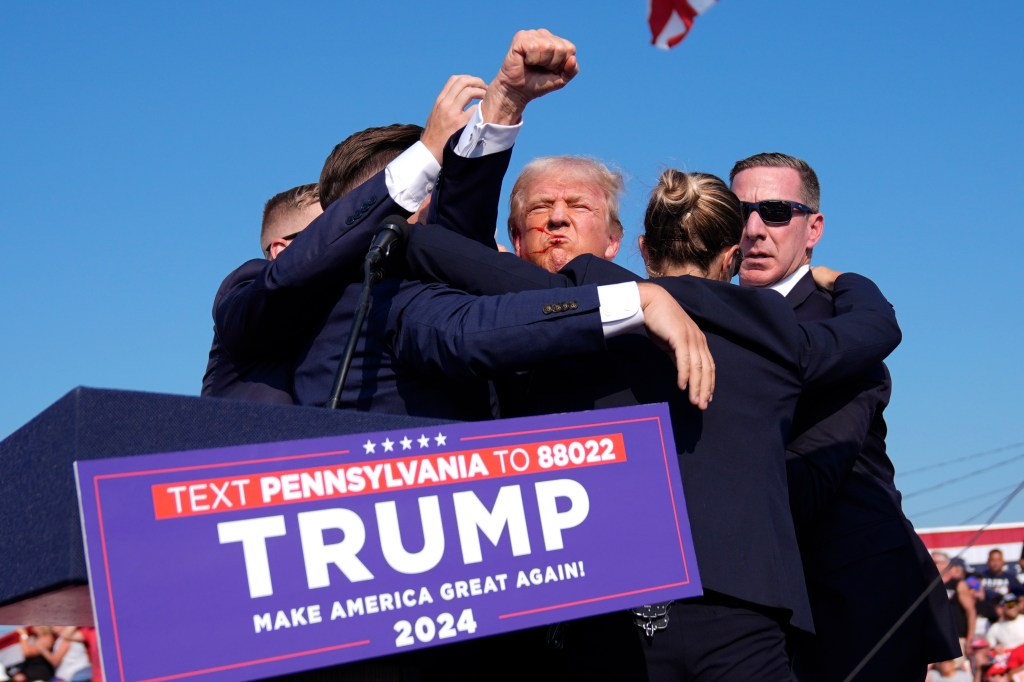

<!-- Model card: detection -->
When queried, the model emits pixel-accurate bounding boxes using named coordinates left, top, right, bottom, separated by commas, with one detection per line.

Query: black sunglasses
left=263, top=231, right=302, bottom=254
left=739, top=200, right=816, bottom=226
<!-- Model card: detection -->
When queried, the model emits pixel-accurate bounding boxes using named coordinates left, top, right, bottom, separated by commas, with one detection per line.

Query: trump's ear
left=511, top=229, right=523, bottom=257
left=604, top=232, right=622, bottom=260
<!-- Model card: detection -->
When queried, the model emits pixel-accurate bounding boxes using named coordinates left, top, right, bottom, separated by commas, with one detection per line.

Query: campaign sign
left=76, top=403, right=700, bottom=682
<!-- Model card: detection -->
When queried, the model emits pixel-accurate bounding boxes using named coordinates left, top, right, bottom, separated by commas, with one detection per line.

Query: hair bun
left=643, top=169, right=742, bottom=276
left=654, top=168, right=701, bottom=214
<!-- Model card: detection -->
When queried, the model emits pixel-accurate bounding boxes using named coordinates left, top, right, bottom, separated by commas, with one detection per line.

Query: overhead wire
left=907, top=483, right=1020, bottom=520
left=959, top=492, right=1022, bottom=525
left=901, top=449, right=1024, bottom=499
left=900, top=440, right=1024, bottom=477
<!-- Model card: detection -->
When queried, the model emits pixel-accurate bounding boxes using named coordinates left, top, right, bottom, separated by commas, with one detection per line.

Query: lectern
left=0, top=386, right=446, bottom=625
left=3, top=389, right=697, bottom=682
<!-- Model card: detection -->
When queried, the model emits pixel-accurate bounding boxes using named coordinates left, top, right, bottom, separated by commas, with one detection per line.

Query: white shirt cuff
left=598, top=282, right=645, bottom=338
left=453, top=105, right=522, bottom=158
left=385, top=141, right=441, bottom=212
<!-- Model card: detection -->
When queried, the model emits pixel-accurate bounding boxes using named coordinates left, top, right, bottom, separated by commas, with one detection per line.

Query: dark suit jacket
left=403, top=229, right=902, bottom=635
left=292, top=273, right=609, bottom=416
left=783, top=271, right=960, bottom=673
left=201, top=171, right=397, bottom=404
left=203, top=134, right=519, bottom=411
left=202, top=259, right=297, bottom=404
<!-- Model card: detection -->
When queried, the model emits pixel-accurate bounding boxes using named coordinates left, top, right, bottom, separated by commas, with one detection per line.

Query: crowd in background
left=3, top=545, right=1020, bottom=682
left=930, top=547, right=1024, bottom=682
left=0, top=627, right=96, bottom=682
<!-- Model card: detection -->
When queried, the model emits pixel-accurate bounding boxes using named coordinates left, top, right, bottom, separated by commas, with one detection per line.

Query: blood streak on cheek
left=527, top=226, right=563, bottom=254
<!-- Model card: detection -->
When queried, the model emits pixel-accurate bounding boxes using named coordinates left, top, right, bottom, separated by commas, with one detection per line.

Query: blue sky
left=2, top=1, right=1022, bottom=530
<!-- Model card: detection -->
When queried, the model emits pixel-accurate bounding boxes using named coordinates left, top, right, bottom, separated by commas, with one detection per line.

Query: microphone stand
left=326, top=218, right=406, bottom=409
left=326, top=258, right=382, bottom=410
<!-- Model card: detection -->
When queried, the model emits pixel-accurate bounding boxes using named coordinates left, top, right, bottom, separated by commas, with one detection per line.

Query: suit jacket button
left=568, top=301, right=578, bottom=310
left=543, top=305, right=553, bottom=314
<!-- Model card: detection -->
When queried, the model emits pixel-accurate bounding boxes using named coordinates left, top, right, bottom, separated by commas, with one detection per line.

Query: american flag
left=649, top=0, right=718, bottom=49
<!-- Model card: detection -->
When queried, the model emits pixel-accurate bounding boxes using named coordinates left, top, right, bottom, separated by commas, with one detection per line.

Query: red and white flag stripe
left=648, top=0, right=718, bottom=49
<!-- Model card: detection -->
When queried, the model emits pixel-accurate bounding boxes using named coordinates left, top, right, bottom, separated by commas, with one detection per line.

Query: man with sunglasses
left=730, top=153, right=959, bottom=680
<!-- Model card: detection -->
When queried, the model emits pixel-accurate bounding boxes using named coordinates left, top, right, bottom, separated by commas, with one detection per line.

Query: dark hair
left=729, top=152, right=821, bottom=211
left=643, top=169, right=742, bottom=276
left=319, top=124, right=424, bottom=208
left=260, top=183, right=320, bottom=251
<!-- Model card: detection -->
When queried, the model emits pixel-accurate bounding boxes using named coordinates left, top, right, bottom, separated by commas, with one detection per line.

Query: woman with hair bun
left=639, top=169, right=744, bottom=282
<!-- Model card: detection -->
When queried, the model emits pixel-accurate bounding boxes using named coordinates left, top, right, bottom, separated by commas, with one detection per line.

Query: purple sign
left=76, top=403, right=700, bottom=682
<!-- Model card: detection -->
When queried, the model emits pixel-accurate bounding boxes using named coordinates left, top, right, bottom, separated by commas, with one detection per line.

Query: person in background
left=935, top=552, right=979, bottom=657
left=969, top=638, right=993, bottom=682
left=981, top=550, right=1024, bottom=605
left=984, top=662, right=1010, bottom=682
left=1003, top=638, right=1024, bottom=677
left=928, top=658, right=974, bottom=682
left=1016, top=544, right=1024, bottom=592
left=987, top=594, right=1024, bottom=653
left=9, top=627, right=53, bottom=682
left=37, top=627, right=90, bottom=682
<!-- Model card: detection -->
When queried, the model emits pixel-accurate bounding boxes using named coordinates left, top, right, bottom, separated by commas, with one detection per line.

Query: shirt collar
left=769, top=264, right=811, bottom=298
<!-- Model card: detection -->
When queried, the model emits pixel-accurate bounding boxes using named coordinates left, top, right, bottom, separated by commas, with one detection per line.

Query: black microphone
left=366, top=216, right=410, bottom=269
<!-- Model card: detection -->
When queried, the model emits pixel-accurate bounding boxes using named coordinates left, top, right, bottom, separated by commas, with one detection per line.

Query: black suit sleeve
left=214, top=172, right=404, bottom=356
left=389, top=282, right=606, bottom=378
left=795, top=273, right=902, bottom=386
left=525, top=261, right=899, bottom=391
left=785, top=272, right=901, bottom=525
left=426, top=131, right=514, bottom=248
left=785, top=373, right=888, bottom=521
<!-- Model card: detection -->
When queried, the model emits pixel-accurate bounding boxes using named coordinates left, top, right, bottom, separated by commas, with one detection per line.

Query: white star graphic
left=418, top=434, right=430, bottom=448
left=400, top=436, right=412, bottom=450
left=363, top=439, right=376, bottom=454
left=382, top=438, right=395, bottom=452
left=434, top=433, right=447, bottom=446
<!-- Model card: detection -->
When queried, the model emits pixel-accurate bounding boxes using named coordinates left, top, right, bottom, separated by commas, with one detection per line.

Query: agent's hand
left=481, top=29, right=579, bottom=125
left=408, top=195, right=432, bottom=225
left=638, top=282, right=715, bottom=409
left=810, top=265, right=843, bottom=292
left=421, top=75, right=488, bottom=163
